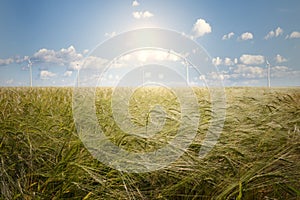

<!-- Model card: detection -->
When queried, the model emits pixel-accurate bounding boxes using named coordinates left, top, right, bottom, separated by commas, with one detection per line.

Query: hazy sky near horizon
left=0, top=0, right=300, bottom=86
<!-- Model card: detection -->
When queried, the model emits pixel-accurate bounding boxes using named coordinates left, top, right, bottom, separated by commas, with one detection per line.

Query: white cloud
left=143, top=11, right=154, bottom=18
left=212, top=57, right=222, bottom=66
left=0, top=56, right=29, bottom=66
left=15, top=56, right=29, bottom=64
left=234, top=58, right=238, bottom=64
left=108, top=50, right=183, bottom=69
left=264, top=27, right=283, bottom=40
left=68, top=61, right=81, bottom=70
left=240, top=54, right=265, bottom=65
left=30, top=45, right=106, bottom=72
left=33, top=48, right=59, bottom=63
left=63, top=71, right=73, bottom=77
left=0, top=58, right=14, bottom=66
left=272, top=65, right=289, bottom=72
left=6, top=79, right=14, bottom=84
left=30, top=45, right=108, bottom=71
left=286, top=31, right=300, bottom=39
left=33, top=45, right=83, bottom=66
left=68, top=56, right=108, bottom=70
left=118, top=50, right=180, bottom=65
left=181, top=32, right=194, bottom=40
left=206, top=71, right=225, bottom=81
left=232, top=65, right=265, bottom=79
left=199, top=75, right=206, bottom=80
left=265, top=31, right=275, bottom=40
left=192, top=18, right=212, bottom=38
left=239, top=32, right=253, bottom=41
left=222, top=32, right=234, bottom=40
left=83, top=49, right=89, bottom=54
left=275, top=27, right=283, bottom=37
left=104, top=31, right=117, bottom=38
left=275, top=54, right=287, bottom=63
left=132, top=11, right=154, bottom=19
left=210, top=63, right=299, bottom=82
left=212, top=57, right=236, bottom=66
left=132, top=0, right=139, bottom=7
left=84, top=56, right=108, bottom=69
left=40, top=70, right=56, bottom=79
left=224, top=57, right=234, bottom=66
left=271, top=65, right=300, bottom=78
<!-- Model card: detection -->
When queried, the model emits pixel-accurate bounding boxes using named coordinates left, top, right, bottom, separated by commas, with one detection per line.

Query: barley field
left=0, top=87, right=299, bottom=199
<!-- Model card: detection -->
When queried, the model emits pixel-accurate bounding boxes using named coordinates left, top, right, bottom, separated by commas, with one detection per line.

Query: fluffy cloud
left=0, top=56, right=29, bottom=66
left=83, top=56, right=108, bottom=69
left=132, top=0, right=139, bottom=7
left=181, top=32, right=194, bottom=40
left=212, top=65, right=265, bottom=80
left=32, top=45, right=83, bottom=66
left=30, top=45, right=105, bottom=72
left=40, top=70, right=56, bottom=79
left=212, top=57, right=222, bottom=66
left=68, top=61, right=81, bottom=70
left=222, top=32, right=235, bottom=40
left=286, top=31, right=300, bottom=39
left=275, top=54, right=287, bottom=63
left=0, top=58, right=14, bottom=66
left=271, top=66, right=300, bottom=78
left=275, top=27, right=284, bottom=36
left=272, top=65, right=288, bottom=72
left=5, top=79, right=14, bottom=84
left=83, top=49, right=89, bottom=54
left=63, top=71, right=73, bottom=77
left=68, top=56, right=108, bottom=70
left=132, top=11, right=154, bottom=19
left=210, top=63, right=299, bottom=82
left=104, top=31, right=117, bottom=38
left=264, top=27, right=283, bottom=40
left=234, top=58, right=238, bottom=64
left=224, top=57, right=234, bottom=66
left=240, top=54, right=265, bottom=65
left=15, top=56, right=29, bottom=64
left=265, top=31, right=275, bottom=40
left=138, top=50, right=179, bottom=62
left=33, top=49, right=60, bottom=64
left=117, top=50, right=180, bottom=67
left=192, top=18, right=212, bottom=38
left=239, top=32, right=253, bottom=41
left=233, top=65, right=265, bottom=79
left=212, top=57, right=236, bottom=66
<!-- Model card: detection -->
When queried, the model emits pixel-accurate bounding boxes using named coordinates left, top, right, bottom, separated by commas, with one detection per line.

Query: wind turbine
left=266, top=60, right=271, bottom=88
left=184, top=58, right=190, bottom=85
left=28, top=58, right=33, bottom=87
left=77, top=63, right=80, bottom=87
left=168, top=49, right=190, bottom=85
left=142, top=66, right=145, bottom=85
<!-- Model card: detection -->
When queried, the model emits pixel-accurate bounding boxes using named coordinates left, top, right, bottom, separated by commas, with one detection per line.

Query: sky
left=0, top=0, right=300, bottom=87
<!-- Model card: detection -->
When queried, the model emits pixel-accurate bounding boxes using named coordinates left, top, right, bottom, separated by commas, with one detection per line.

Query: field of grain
left=0, top=87, right=299, bottom=199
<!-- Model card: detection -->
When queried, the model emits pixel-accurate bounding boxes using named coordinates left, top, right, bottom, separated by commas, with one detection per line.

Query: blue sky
left=0, top=0, right=300, bottom=86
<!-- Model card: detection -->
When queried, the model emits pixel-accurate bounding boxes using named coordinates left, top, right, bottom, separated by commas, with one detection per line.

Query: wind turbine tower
left=77, top=63, right=80, bottom=87
left=185, top=59, right=190, bottom=85
left=266, top=60, right=271, bottom=88
left=28, top=58, right=33, bottom=87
